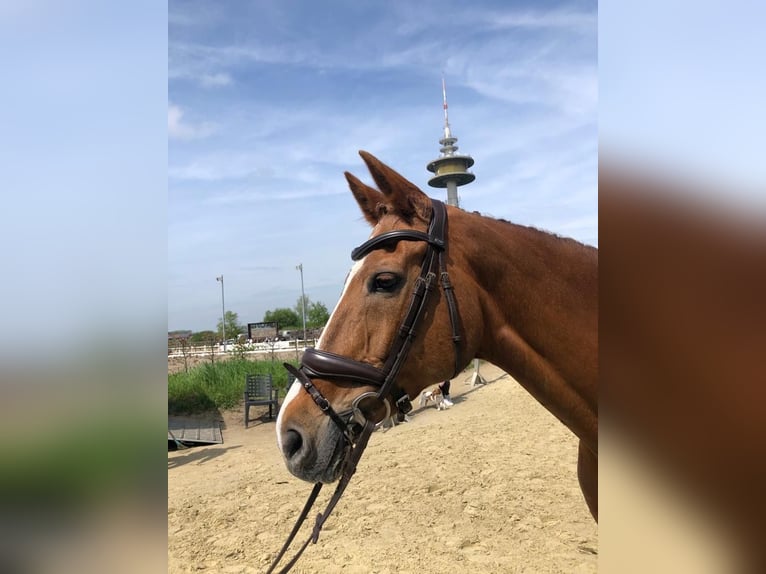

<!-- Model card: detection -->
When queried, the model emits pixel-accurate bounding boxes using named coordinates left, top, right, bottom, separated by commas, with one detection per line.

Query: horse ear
left=358, top=150, right=432, bottom=223
left=345, top=171, right=386, bottom=226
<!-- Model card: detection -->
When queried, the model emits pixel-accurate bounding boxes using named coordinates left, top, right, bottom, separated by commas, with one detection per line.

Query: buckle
left=430, top=237, right=445, bottom=250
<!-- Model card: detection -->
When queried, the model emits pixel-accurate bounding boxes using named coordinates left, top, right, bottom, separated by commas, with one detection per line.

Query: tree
left=205, top=332, right=216, bottom=364
left=263, top=308, right=300, bottom=329
left=307, top=301, right=330, bottom=327
left=190, top=330, right=217, bottom=344
left=217, top=310, right=244, bottom=341
left=175, top=337, right=191, bottom=373
left=293, top=296, right=330, bottom=328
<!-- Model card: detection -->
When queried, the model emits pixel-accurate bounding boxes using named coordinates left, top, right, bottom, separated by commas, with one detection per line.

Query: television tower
left=426, top=77, right=485, bottom=385
left=426, top=76, right=475, bottom=208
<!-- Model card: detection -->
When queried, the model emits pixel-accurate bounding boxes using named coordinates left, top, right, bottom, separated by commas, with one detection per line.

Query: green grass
left=168, top=358, right=297, bottom=414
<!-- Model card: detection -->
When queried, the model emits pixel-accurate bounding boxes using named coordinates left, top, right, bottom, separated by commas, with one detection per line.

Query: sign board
left=248, top=321, right=278, bottom=341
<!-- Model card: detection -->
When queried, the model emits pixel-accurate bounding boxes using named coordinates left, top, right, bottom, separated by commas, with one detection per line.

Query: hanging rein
left=266, top=198, right=462, bottom=573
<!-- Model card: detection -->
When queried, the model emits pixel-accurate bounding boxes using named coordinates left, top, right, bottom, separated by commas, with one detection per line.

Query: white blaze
left=276, top=258, right=364, bottom=447
left=275, top=380, right=302, bottom=453
left=316, top=258, right=363, bottom=350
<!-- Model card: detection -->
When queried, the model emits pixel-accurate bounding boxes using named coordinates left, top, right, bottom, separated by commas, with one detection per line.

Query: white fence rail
left=168, top=339, right=318, bottom=358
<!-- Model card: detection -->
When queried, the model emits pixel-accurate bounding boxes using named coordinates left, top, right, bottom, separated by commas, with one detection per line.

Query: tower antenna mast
left=426, top=76, right=485, bottom=386
left=426, top=75, right=475, bottom=208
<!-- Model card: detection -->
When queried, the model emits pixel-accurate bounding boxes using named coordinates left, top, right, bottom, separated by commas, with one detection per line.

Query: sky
left=599, top=1, right=766, bottom=198
left=1, top=1, right=167, bottom=358
left=0, top=1, right=759, bottom=348
left=168, top=0, right=598, bottom=333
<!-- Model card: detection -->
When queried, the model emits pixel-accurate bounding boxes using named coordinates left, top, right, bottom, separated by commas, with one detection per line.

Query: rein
left=266, top=199, right=462, bottom=573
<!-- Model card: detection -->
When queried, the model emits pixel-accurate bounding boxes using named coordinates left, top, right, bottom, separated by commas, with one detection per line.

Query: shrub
left=168, top=358, right=297, bottom=415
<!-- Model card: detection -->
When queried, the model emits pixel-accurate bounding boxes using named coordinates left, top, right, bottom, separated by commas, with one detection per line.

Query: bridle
left=266, top=198, right=463, bottom=573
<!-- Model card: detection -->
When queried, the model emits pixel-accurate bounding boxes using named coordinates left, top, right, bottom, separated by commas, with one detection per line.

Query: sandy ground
left=168, top=363, right=597, bottom=573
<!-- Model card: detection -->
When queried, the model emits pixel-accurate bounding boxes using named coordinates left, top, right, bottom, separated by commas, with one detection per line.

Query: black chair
left=244, top=374, right=279, bottom=428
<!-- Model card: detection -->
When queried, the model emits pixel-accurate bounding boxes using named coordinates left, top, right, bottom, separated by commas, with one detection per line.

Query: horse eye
left=372, top=273, right=400, bottom=293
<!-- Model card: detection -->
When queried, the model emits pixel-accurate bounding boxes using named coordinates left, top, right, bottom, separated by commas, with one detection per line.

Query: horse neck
left=453, top=210, right=598, bottom=448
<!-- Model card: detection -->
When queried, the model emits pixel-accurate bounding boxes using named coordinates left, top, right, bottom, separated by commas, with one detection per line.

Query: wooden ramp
left=168, top=416, right=223, bottom=445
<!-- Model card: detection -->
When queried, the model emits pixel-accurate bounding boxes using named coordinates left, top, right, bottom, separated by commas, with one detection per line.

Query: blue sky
left=169, top=0, right=598, bottom=333
left=599, top=1, right=766, bottom=197
left=1, top=1, right=167, bottom=358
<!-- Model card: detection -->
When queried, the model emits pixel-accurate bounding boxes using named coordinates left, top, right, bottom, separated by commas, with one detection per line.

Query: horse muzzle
left=278, top=385, right=393, bottom=483
left=280, top=418, right=350, bottom=484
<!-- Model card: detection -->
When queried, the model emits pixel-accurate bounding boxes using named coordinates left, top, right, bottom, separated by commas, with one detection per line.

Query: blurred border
left=3, top=1, right=765, bottom=573
left=600, top=1, right=765, bottom=572
left=0, top=2, right=167, bottom=573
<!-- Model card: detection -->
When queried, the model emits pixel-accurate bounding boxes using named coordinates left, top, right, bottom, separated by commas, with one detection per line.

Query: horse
left=274, top=151, right=598, bottom=524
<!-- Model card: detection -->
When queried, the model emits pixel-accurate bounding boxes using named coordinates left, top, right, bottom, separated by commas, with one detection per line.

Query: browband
left=351, top=230, right=444, bottom=261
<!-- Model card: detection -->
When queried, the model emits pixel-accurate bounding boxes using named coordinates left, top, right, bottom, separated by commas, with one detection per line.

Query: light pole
left=296, top=264, right=307, bottom=343
left=216, top=275, right=226, bottom=346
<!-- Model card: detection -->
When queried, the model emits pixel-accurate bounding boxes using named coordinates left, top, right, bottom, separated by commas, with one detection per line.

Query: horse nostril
left=283, top=429, right=303, bottom=459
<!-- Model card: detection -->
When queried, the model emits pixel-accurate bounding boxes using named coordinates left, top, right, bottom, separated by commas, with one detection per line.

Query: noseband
left=267, top=198, right=463, bottom=573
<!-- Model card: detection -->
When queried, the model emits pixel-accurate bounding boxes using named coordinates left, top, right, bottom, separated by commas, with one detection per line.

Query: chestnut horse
left=275, top=151, right=598, bottom=521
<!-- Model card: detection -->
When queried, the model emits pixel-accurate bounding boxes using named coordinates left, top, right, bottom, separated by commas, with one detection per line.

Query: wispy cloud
left=169, top=41, right=305, bottom=86
left=168, top=4, right=596, bottom=84
left=200, top=185, right=347, bottom=206
left=395, top=5, right=596, bottom=36
left=168, top=0, right=597, bottom=331
left=168, top=103, right=434, bottom=185
left=168, top=0, right=223, bottom=29
left=482, top=7, right=597, bottom=32
left=199, top=72, right=232, bottom=87
left=168, top=104, right=217, bottom=140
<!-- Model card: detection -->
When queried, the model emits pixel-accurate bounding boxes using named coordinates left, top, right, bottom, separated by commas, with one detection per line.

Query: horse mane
left=468, top=209, right=597, bottom=253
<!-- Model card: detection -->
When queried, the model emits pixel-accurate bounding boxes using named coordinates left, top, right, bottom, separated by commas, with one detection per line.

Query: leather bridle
left=266, top=198, right=463, bottom=573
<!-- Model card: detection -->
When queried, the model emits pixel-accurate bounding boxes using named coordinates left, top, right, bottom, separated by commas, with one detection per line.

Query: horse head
left=276, top=151, right=482, bottom=484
